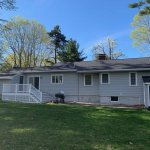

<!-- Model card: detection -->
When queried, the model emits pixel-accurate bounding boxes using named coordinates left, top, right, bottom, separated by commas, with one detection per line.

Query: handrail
left=30, top=85, right=42, bottom=102
left=2, top=84, right=42, bottom=103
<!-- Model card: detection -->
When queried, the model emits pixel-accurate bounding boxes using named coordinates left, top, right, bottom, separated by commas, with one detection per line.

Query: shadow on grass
left=0, top=102, right=150, bottom=150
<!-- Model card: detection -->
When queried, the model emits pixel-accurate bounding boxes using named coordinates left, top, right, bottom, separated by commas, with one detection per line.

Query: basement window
left=111, top=96, right=119, bottom=102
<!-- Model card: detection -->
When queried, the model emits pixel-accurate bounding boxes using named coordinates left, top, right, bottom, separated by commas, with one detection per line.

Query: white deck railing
left=2, top=84, right=42, bottom=103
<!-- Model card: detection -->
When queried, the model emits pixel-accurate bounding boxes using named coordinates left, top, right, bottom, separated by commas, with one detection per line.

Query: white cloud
left=94, top=29, right=131, bottom=45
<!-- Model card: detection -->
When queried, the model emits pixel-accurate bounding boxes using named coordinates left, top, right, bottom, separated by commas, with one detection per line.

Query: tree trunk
left=13, top=51, right=17, bottom=67
left=55, top=47, right=57, bottom=64
left=19, top=52, right=22, bottom=68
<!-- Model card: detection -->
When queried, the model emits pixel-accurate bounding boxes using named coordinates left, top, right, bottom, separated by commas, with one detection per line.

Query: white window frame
left=84, top=74, right=93, bottom=86
left=129, top=72, right=137, bottom=86
left=110, top=96, right=119, bottom=102
left=101, top=73, right=110, bottom=84
left=51, top=74, right=63, bottom=84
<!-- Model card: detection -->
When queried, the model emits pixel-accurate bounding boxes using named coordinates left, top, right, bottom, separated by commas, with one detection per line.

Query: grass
left=0, top=101, right=150, bottom=150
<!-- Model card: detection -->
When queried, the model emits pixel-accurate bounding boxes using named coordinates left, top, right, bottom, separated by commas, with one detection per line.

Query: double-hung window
left=129, top=72, right=137, bottom=86
left=51, top=75, right=63, bottom=84
left=84, top=74, right=93, bottom=86
left=101, top=73, right=109, bottom=84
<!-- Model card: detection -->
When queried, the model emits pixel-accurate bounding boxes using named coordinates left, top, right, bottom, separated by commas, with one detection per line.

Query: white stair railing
left=3, top=84, right=30, bottom=93
left=30, top=85, right=42, bottom=103
left=2, top=84, right=42, bottom=103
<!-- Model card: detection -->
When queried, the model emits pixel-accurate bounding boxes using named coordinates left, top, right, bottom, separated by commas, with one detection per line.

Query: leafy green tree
left=131, top=14, right=150, bottom=51
left=129, top=0, right=150, bottom=15
left=0, top=17, right=51, bottom=68
left=48, top=25, right=67, bottom=64
left=0, top=0, right=16, bottom=70
left=59, top=38, right=87, bottom=62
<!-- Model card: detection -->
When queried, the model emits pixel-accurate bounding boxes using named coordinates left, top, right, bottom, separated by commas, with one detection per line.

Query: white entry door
left=28, top=77, right=40, bottom=89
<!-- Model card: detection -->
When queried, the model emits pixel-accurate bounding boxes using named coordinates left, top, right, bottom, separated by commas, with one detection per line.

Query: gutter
left=77, top=68, right=150, bottom=73
left=0, top=77, right=13, bottom=80
left=21, top=70, right=77, bottom=73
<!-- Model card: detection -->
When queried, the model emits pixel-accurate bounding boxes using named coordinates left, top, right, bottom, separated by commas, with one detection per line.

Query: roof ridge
left=75, top=57, right=150, bottom=63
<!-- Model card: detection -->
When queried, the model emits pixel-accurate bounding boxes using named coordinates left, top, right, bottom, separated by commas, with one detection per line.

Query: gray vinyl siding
left=8, top=70, right=150, bottom=105
left=99, top=71, right=150, bottom=105
left=43, top=73, right=78, bottom=96
left=0, top=74, right=20, bottom=93
left=0, top=79, right=12, bottom=99
left=0, top=80, right=11, bottom=93
left=78, top=73, right=99, bottom=96
left=78, top=73, right=99, bottom=103
left=24, top=72, right=78, bottom=96
left=24, top=73, right=99, bottom=102
left=99, top=72, right=143, bottom=96
left=11, top=75, right=20, bottom=84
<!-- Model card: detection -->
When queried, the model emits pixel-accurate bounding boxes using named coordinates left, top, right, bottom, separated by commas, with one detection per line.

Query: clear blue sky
left=1, top=0, right=145, bottom=60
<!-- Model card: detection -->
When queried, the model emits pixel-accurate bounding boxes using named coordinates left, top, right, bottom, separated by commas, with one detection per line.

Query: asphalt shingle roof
left=8, top=57, right=150, bottom=73
left=0, top=73, right=16, bottom=79
left=74, top=57, right=150, bottom=72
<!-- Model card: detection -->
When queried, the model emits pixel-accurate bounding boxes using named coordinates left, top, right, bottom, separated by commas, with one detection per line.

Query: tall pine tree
left=48, top=25, right=67, bottom=64
left=59, top=39, right=87, bottom=62
left=129, top=0, right=150, bottom=15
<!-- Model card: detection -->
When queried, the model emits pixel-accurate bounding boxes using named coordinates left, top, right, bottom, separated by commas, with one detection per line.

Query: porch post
left=143, top=83, right=150, bottom=107
left=40, top=92, right=42, bottom=103
left=15, top=84, right=18, bottom=101
left=148, top=85, right=150, bottom=107
left=29, top=84, right=31, bottom=102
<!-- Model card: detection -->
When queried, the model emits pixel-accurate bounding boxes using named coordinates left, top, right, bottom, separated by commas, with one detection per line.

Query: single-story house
left=1, top=56, right=150, bottom=107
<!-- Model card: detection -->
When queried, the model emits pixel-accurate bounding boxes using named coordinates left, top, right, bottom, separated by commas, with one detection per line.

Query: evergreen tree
left=59, top=39, right=87, bottom=62
left=0, top=0, right=16, bottom=10
left=48, top=25, right=67, bottom=64
left=129, top=0, right=150, bottom=15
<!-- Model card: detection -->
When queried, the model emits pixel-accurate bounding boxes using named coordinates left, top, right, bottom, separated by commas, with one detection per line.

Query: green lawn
left=0, top=101, right=150, bottom=150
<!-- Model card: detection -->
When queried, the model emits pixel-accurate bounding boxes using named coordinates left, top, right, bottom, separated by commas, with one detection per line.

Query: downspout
left=99, top=73, right=101, bottom=105
left=143, top=83, right=145, bottom=106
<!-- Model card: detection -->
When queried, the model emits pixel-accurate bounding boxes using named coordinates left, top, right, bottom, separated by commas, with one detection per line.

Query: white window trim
left=129, top=72, right=137, bottom=86
left=27, top=76, right=40, bottom=90
left=110, top=96, right=119, bottom=103
left=51, top=74, right=63, bottom=84
left=84, top=74, right=93, bottom=86
left=101, top=73, right=110, bottom=84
